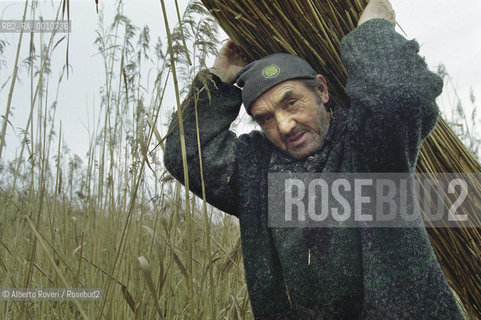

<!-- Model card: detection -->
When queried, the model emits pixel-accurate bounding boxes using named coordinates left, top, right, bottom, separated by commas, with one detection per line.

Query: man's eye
left=257, top=114, right=274, bottom=126
left=286, top=99, right=298, bottom=109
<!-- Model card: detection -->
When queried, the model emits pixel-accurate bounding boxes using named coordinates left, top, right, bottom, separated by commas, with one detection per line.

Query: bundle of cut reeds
left=200, top=0, right=481, bottom=318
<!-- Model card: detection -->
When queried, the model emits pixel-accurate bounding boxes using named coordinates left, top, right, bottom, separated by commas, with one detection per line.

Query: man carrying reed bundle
left=165, top=0, right=464, bottom=318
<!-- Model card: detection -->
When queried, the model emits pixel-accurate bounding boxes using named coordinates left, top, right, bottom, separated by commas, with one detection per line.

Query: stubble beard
left=284, top=102, right=330, bottom=159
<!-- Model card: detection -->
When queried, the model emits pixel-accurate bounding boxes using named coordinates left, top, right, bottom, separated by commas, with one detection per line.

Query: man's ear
left=316, top=74, right=329, bottom=104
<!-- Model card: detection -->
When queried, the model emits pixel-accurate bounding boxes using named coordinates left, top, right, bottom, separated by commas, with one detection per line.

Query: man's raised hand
left=358, top=0, right=396, bottom=26
left=210, top=40, right=248, bottom=84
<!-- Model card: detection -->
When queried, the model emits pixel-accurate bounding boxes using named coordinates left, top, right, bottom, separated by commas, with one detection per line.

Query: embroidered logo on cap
left=263, top=64, right=280, bottom=79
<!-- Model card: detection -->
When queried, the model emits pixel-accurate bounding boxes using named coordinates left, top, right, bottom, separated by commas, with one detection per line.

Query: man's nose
left=277, top=112, right=296, bottom=136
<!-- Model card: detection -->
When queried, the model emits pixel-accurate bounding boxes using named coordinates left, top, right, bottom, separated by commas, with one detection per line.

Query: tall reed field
left=0, top=1, right=252, bottom=319
left=0, top=1, right=479, bottom=320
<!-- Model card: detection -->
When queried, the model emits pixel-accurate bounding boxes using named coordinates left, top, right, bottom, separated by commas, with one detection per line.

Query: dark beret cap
left=235, top=53, right=317, bottom=114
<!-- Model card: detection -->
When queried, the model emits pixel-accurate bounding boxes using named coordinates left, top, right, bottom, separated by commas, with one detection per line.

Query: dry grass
left=0, top=185, right=250, bottom=319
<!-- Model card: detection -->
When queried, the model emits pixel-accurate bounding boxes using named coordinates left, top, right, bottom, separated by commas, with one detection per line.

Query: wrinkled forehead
left=249, top=79, right=305, bottom=114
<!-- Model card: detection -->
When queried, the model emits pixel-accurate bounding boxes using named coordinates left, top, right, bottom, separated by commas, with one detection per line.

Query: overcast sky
left=0, top=0, right=480, bottom=161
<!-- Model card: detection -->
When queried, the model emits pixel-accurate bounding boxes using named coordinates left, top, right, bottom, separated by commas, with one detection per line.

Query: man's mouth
left=286, top=131, right=307, bottom=148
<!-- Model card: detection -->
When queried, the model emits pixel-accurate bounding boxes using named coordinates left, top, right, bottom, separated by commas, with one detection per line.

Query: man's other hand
left=358, top=0, right=396, bottom=26
left=210, top=40, right=248, bottom=84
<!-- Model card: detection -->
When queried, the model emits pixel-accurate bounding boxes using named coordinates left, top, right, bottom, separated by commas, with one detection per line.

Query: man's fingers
left=358, top=0, right=396, bottom=26
left=211, top=40, right=248, bottom=83
left=225, top=40, right=247, bottom=60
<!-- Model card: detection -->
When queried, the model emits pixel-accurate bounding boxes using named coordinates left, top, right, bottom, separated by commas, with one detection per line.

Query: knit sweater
left=164, top=19, right=463, bottom=319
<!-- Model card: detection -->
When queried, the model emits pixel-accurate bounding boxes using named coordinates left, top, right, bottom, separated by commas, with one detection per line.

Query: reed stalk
left=159, top=0, right=195, bottom=318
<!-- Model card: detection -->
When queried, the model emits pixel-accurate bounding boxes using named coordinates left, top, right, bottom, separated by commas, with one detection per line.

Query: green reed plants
left=1, top=1, right=252, bottom=319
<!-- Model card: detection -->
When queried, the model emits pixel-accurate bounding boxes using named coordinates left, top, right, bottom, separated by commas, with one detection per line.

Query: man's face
left=250, top=75, right=330, bottom=159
